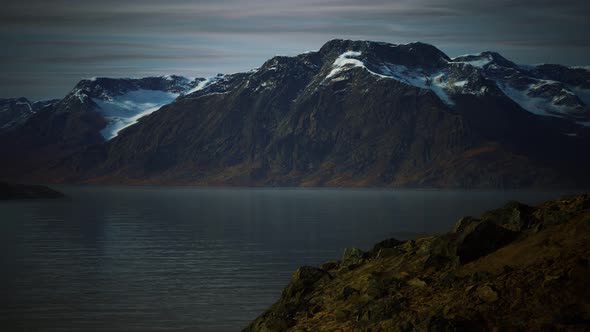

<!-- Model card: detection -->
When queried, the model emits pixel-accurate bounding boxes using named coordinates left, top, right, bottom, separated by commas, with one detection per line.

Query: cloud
left=1, top=0, right=589, bottom=99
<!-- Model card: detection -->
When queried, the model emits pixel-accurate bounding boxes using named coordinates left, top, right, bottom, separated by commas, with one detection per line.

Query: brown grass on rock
left=244, top=194, right=590, bottom=331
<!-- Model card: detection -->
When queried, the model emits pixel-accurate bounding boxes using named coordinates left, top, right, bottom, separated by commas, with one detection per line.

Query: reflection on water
left=0, top=186, right=574, bottom=331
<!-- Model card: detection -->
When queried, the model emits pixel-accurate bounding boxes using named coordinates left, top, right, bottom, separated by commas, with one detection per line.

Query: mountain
left=244, top=194, right=590, bottom=331
left=450, top=53, right=590, bottom=121
left=43, top=74, right=206, bottom=140
left=0, top=75, right=203, bottom=179
left=60, top=75, right=204, bottom=139
left=2, top=39, right=590, bottom=188
left=0, top=97, right=59, bottom=132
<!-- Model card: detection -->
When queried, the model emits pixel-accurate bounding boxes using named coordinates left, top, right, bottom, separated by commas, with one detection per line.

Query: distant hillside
left=0, top=182, right=63, bottom=200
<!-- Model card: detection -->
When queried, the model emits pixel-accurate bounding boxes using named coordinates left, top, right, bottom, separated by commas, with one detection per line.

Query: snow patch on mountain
left=93, top=90, right=179, bottom=139
left=447, top=55, right=590, bottom=121
left=486, top=76, right=588, bottom=120
left=450, top=53, right=492, bottom=68
left=495, top=82, right=572, bottom=118
left=256, top=80, right=277, bottom=92
left=570, top=66, right=590, bottom=72
left=187, top=78, right=213, bottom=94
left=326, top=51, right=365, bottom=79
left=187, top=75, right=225, bottom=95
left=453, top=80, right=469, bottom=87
left=16, top=101, right=33, bottom=111
left=73, top=90, right=88, bottom=104
left=379, top=65, right=455, bottom=105
left=325, top=51, right=457, bottom=105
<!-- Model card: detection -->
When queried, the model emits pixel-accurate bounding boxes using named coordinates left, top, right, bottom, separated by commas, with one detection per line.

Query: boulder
left=456, top=220, right=519, bottom=263
left=452, top=216, right=480, bottom=233
left=282, top=266, right=330, bottom=299
left=476, top=284, right=499, bottom=303
left=320, top=260, right=340, bottom=271
left=481, top=201, right=532, bottom=232
left=369, top=238, right=404, bottom=258
left=408, top=278, right=427, bottom=287
left=429, top=217, right=520, bottom=265
left=342, top=247, right=364, bottom=266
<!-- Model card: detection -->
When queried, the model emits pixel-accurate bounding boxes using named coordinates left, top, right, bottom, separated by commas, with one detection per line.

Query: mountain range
left=2, top=39, right=590, bottom=188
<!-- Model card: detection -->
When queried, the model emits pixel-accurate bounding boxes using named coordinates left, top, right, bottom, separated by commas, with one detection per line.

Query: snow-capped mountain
left=182, top=40, right=590, bottom=125
left=58, top=75, right=205, bottom=139
left=451, top=53, right=590, bottom=121
left=2, top=39, right=590, bottom=188
left=301, top=43, right=590, bottom=122
left=0, top=97, right=58, bottom=131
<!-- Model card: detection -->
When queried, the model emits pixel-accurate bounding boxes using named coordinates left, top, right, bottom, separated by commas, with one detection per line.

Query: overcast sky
left=1, top=0, right=589, bottom=100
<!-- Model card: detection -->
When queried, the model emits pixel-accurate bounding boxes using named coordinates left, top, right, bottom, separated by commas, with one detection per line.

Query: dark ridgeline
left=0, top=98, right=58, bottom=132
left=1, top=39, right=590, bottom=188
left=0, top=182, right=63, bottom=200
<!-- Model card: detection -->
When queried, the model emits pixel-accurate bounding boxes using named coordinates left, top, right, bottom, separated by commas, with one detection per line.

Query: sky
left=1, top=0, right=589, bottom=100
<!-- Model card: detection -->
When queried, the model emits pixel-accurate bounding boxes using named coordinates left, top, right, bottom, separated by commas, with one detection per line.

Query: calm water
left=0, top=186, right=574, bottom=331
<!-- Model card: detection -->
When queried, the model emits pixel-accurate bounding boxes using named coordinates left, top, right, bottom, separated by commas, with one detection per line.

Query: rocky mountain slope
left=245, top=194, right=590, bottom=331
left=0, top=75, right=202, bottom=179
left=62, top=75, right=204, bottom=139
left=2, top=39, right=590, bottom=188
left=0, top=97, right=59, bottom=132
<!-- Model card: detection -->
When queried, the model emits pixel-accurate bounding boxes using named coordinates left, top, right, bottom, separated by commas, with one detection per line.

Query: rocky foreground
left=245, top=194, right=590, bottom=331
left=0, top=182, right=64, bottom=200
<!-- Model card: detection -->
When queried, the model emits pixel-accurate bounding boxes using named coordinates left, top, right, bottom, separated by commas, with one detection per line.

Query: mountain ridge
left=2, top=39, right=590, bottom=188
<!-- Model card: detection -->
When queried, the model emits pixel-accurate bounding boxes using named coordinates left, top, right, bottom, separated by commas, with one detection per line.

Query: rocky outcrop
left=244, top=194, right=590, bottom=331
left=0, top=182, right=64, bottom=200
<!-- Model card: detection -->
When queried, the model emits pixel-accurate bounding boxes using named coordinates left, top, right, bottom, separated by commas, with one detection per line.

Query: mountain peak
left=318, top=39, right=450, bottom=70
left=452, top=51, right=517, bottom=68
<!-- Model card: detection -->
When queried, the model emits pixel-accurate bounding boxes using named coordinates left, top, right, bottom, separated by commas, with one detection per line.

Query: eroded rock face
left=244, top=194, right=590, bottom=331
left=283, top=266, right=330, bottom=299
left=456, top=220, right=519, bottom=263
left=342, top=248, right=364, bottom=266
left=0, top=98, right=34, bottom=132
left=245, top=266, right=330, bottom=332
left=368, top=238, right=405, bottom=259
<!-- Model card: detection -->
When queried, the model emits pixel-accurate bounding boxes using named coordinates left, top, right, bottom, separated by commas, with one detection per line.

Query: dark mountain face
left=94, top=69, right=469, bottom=186
left=3, top=39, right=590, bottom=188
left=0, top=76, right=201, bottom=179
left=0, top=98, right=59, bottom=132
left=534, top=64, right=590, bottom=89
left=0, top=98, right=34, bottom=132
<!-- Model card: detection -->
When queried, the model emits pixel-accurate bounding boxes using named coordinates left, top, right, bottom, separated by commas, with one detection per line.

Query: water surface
left=0, top=186, right=573, bottom=331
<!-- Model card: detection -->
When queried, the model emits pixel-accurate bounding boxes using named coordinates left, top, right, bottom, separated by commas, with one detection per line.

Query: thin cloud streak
left=0, top=0, right=588, bottom=99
